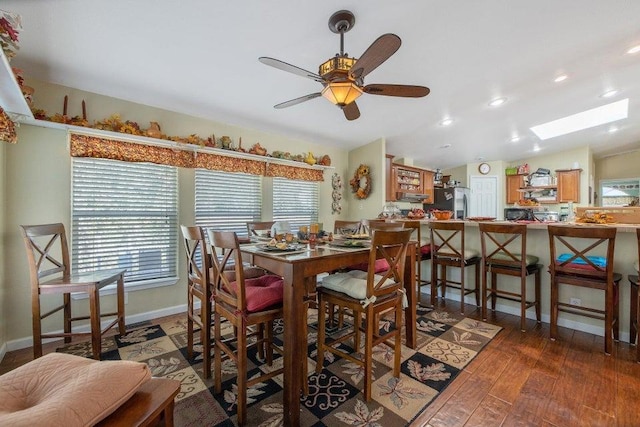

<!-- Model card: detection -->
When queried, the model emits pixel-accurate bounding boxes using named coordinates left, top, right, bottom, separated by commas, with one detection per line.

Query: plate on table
left=338, top=233, right=370, bottom=240
left=256, top=243, right=303, bottom=252
left=466, top=217, right=497, bottom=221
left=329, top=240, right=368, bottom=248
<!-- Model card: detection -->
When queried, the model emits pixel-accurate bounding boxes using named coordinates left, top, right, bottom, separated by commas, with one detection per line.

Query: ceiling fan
left=259, top=10, right=430, bottom=121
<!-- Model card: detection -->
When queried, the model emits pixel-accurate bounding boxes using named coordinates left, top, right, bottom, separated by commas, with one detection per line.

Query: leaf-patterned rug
left=57, top=306, right=501, bottom=426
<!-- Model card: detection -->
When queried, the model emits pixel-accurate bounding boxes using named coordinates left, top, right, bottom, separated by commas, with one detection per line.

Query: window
left=72, top=158, right=178, bottom=285
left=600, top=178, right=640, bottom=207
left=195, top=169, right=262, bottom=236
left=273, top=177, right=319, bottom=231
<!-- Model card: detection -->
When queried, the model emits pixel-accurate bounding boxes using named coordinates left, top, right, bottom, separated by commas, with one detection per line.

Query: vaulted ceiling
left=5, top=1, right=640, bottom=169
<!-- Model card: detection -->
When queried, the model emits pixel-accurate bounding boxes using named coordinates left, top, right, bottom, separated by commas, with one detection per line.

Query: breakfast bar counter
left=390, top=218, right=639, bottom=342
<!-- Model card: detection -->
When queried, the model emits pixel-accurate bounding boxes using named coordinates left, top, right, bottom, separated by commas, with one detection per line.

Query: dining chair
left=402, top=220, right=432, bottom=306
left=246, top=221, right=275, bottom=238
left=628, top=228, right=640, bottom=362
left=430, top=221, right=481, bottom=314
left=547, top=224, right=621, bottom=355
left=479, top=222, right=542, bottom=332
left=180, top=225, right=214, bottom=378
left=315, top=228, right=412, bottom=401
left=20, top=223, right=126, bottom=360
left=207, top=229, right=284, bottom=426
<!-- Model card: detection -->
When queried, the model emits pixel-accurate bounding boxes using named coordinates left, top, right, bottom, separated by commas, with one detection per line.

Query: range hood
left=396, top=192, right=430, bottom=202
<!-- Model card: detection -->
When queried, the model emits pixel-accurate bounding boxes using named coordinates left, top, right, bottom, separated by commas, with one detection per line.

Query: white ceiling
left=5, top=0, right=640, bottom=169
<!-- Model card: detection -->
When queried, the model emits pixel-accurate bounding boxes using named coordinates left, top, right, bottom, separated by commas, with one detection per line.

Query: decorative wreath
left=349, top=164, right=371, bottom=199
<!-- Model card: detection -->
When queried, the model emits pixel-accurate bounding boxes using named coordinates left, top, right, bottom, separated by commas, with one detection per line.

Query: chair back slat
left=547, top=225, right=616, bottom=280
left=246, top=221, right=275, bottom=237
left=20, top=223, right=71, bottom=289
left=367, top=229, right=412, bottom=299
left=479, top=222, right=528, bottom=272
left=180, top=225, right=212, bottom=288
left=207, top=230, right=247, bottom=310
left=430, top=221, right=465, bottom=260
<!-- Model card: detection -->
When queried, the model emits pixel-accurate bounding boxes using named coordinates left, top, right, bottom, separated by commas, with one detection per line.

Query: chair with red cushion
left=628, top=228, right=640, bottom=362
left=548, top=224, right=621, bottom=355
left=206, top=229, right=284, bottom=426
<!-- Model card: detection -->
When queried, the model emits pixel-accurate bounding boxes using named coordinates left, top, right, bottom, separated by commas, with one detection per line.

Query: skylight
left=530, top=99, right=628, bottom=140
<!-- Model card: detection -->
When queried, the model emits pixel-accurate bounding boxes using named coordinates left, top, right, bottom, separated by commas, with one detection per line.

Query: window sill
left=71, top=276, right=179, bottom=300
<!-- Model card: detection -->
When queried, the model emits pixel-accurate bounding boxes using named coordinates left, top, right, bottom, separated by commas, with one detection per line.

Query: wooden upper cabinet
left=505, top=174, right=526, bottom=204
left=385, top=154, right=396, bottom=202
left=556, top=169, right=582, bottom=203
left=423, top=170, right=434, bottom=204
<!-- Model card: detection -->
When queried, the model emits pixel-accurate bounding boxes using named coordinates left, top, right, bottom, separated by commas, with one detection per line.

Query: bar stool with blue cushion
left=628, top=227, right=640, bottom=362
left=547, top=224, right=621, bottom=355
left=430, top=221, right=481, bottom=314
left=315, top=228, right=412, bottom=401
left=479, top=222, right=542, bottom=332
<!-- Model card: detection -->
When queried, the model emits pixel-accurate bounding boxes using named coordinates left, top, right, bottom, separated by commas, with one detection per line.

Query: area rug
left=57, top=306, right=501, bottom=426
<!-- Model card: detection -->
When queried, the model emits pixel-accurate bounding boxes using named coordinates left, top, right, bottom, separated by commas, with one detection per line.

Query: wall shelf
left=0, top=49, right=34, bottom=120
left=20, top=117, right=334, bottom=171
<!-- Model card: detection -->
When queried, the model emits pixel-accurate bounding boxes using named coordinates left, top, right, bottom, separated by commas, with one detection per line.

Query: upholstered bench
left=0, top=352, right=180, bottom=426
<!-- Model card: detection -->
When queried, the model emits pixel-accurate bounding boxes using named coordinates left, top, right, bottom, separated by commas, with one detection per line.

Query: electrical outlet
left=570, top=297, right=581, bottom=306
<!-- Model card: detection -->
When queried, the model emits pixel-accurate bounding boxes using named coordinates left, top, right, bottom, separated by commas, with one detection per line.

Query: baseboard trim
left=3, top=304, right=188, bottom=353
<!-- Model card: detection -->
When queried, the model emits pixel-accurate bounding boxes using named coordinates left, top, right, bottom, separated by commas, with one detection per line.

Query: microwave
left=529, top=175, right=553, bottom=186
left=504, top=208, right=535, bottom=221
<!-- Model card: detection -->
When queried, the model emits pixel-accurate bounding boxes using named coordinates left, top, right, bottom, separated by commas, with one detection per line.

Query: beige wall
left=346, top=138, right=386, bottom=221
left=0, top=142, right=6, bottom=355
left=1, top=80, right=356, bottom=350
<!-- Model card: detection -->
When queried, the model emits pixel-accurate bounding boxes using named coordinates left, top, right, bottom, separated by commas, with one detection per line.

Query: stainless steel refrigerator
left=429, top=187, right=470, bottom=219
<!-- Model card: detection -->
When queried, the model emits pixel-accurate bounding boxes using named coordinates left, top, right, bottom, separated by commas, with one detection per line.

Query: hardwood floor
left=2, top=299, right=639, bottom=426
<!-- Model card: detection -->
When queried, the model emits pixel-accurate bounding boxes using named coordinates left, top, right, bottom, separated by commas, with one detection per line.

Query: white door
left=469, top=176, right=498, bottom=217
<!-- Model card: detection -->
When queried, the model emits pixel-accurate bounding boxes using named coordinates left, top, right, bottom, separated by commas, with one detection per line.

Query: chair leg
left=201, top=300, right=212, bottom=379
left=459, top=264, right=465, bottom=315
left=441, top=265, right=447, bottom=300
left=89, top=289, right=102, bottom=360
left=63, top=293, right=72, bottom=343
left=520, top=275, right=527, bottom=332
left=550, top=277, right=559, bottom=341
left=535, top=271, right=541, bottom=323
left=481, top=264, right=488, bottom=321
left=316, top=295, right=326, bottom=374
left=474, top=262, right=480, bottom=307
left=266, top=321, right=274, bottom=366
left=363, top=308, right=374, bottom=402
left=631, top=281, right=639, bottom=346
left=237, top=320, right=248, bottom=426
left=490, top=272, right=497, bottom=312
left=213, top=312, right=223, bottom=394
left=604, top=286, right=613, bottom=355
left=430, top=261, right=438, bottom=306
left=116, top=274, right=126, bottom=336
left=393, top=300, right=402, bottom=378
left=32, top=296, right=43, bottom=359
left=187, top=293, right=194, bottom=360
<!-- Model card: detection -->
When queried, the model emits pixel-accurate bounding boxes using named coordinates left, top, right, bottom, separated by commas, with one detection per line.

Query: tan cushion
left=437, top=248, right=480, bottom=261
left=320, top=270, right=395, bottom=300
left=0, top=352, right=151, bottom=426
left=490, top=253, right=539, bottom=266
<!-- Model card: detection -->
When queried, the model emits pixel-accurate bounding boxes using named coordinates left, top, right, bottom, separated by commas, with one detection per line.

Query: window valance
left=69, top=133, right=324, bottom=181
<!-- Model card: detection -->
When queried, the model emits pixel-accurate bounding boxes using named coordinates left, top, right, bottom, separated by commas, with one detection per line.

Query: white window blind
left=195, top=169, right=262, bottom=236
left=273, top=177, right=319, bottom=231
left=72, top=158, right=178, bottom=284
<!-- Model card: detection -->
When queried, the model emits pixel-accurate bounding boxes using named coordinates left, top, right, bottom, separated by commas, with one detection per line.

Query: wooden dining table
left=240, top=241, right=417, bottom=427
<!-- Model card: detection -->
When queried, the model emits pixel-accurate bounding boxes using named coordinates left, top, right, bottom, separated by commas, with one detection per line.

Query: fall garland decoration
left=0, top=107, right=17, bottom=144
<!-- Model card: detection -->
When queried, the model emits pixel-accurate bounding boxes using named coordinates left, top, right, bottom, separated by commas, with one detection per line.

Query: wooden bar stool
left=628, top=228, right=640, bottom=362
left=430, top=221, right=481, bottom=314
left=547, top=224, right=621, bottom=355
left=403, top=220, right=432, bottom=306
left=479, top=222, right=542, bottom=332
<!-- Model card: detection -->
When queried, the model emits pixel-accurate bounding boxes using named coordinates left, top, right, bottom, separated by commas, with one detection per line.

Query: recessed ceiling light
left=510, top=135, right=521, bottom=143
left=530, top=98, right=628, bottom=140
left=601, top=89, right=618, bottom=98
left=533, top=145, right=541, bottom=152
left=439, top=118, right=453, bottom=126
left=488, top=97, right=507, bottom=107
left=439, top=144, right=452, bottom=149
left=554, top=74, right=568, bottom=83
left=627, top=45, right=640, bottom=54
left=608, top=126, right=619, bottom=133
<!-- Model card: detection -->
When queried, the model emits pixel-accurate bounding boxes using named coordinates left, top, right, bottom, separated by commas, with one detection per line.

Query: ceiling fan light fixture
left=321, top=81, right=363, bottom=106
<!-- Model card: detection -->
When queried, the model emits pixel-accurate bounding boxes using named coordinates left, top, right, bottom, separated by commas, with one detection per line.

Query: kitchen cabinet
left=556, top=169, right=582, bottom=203
left=423, top=170, right=434, bottom=204
left=395, top=164, right=424, bottom=193
left=506, top=174, right=526, bottom=204
left=385, top=154, right=396, bottom=201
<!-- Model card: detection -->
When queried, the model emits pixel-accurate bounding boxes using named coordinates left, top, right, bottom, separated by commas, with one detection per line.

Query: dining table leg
left=404, top=243, right=417, bottom=349
left=281, top=264, right=304, bottom=427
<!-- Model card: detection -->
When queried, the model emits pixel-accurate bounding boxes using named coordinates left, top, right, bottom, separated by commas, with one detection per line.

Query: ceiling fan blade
left=342, top=101, right=360, bottom=121
left=363, top=84, right=430, bottom=98
left=259, top=57, right=324, bottom=83
left=349, top=34, right=401, bottom=80
left=274, top=93, right=322, bottom=109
